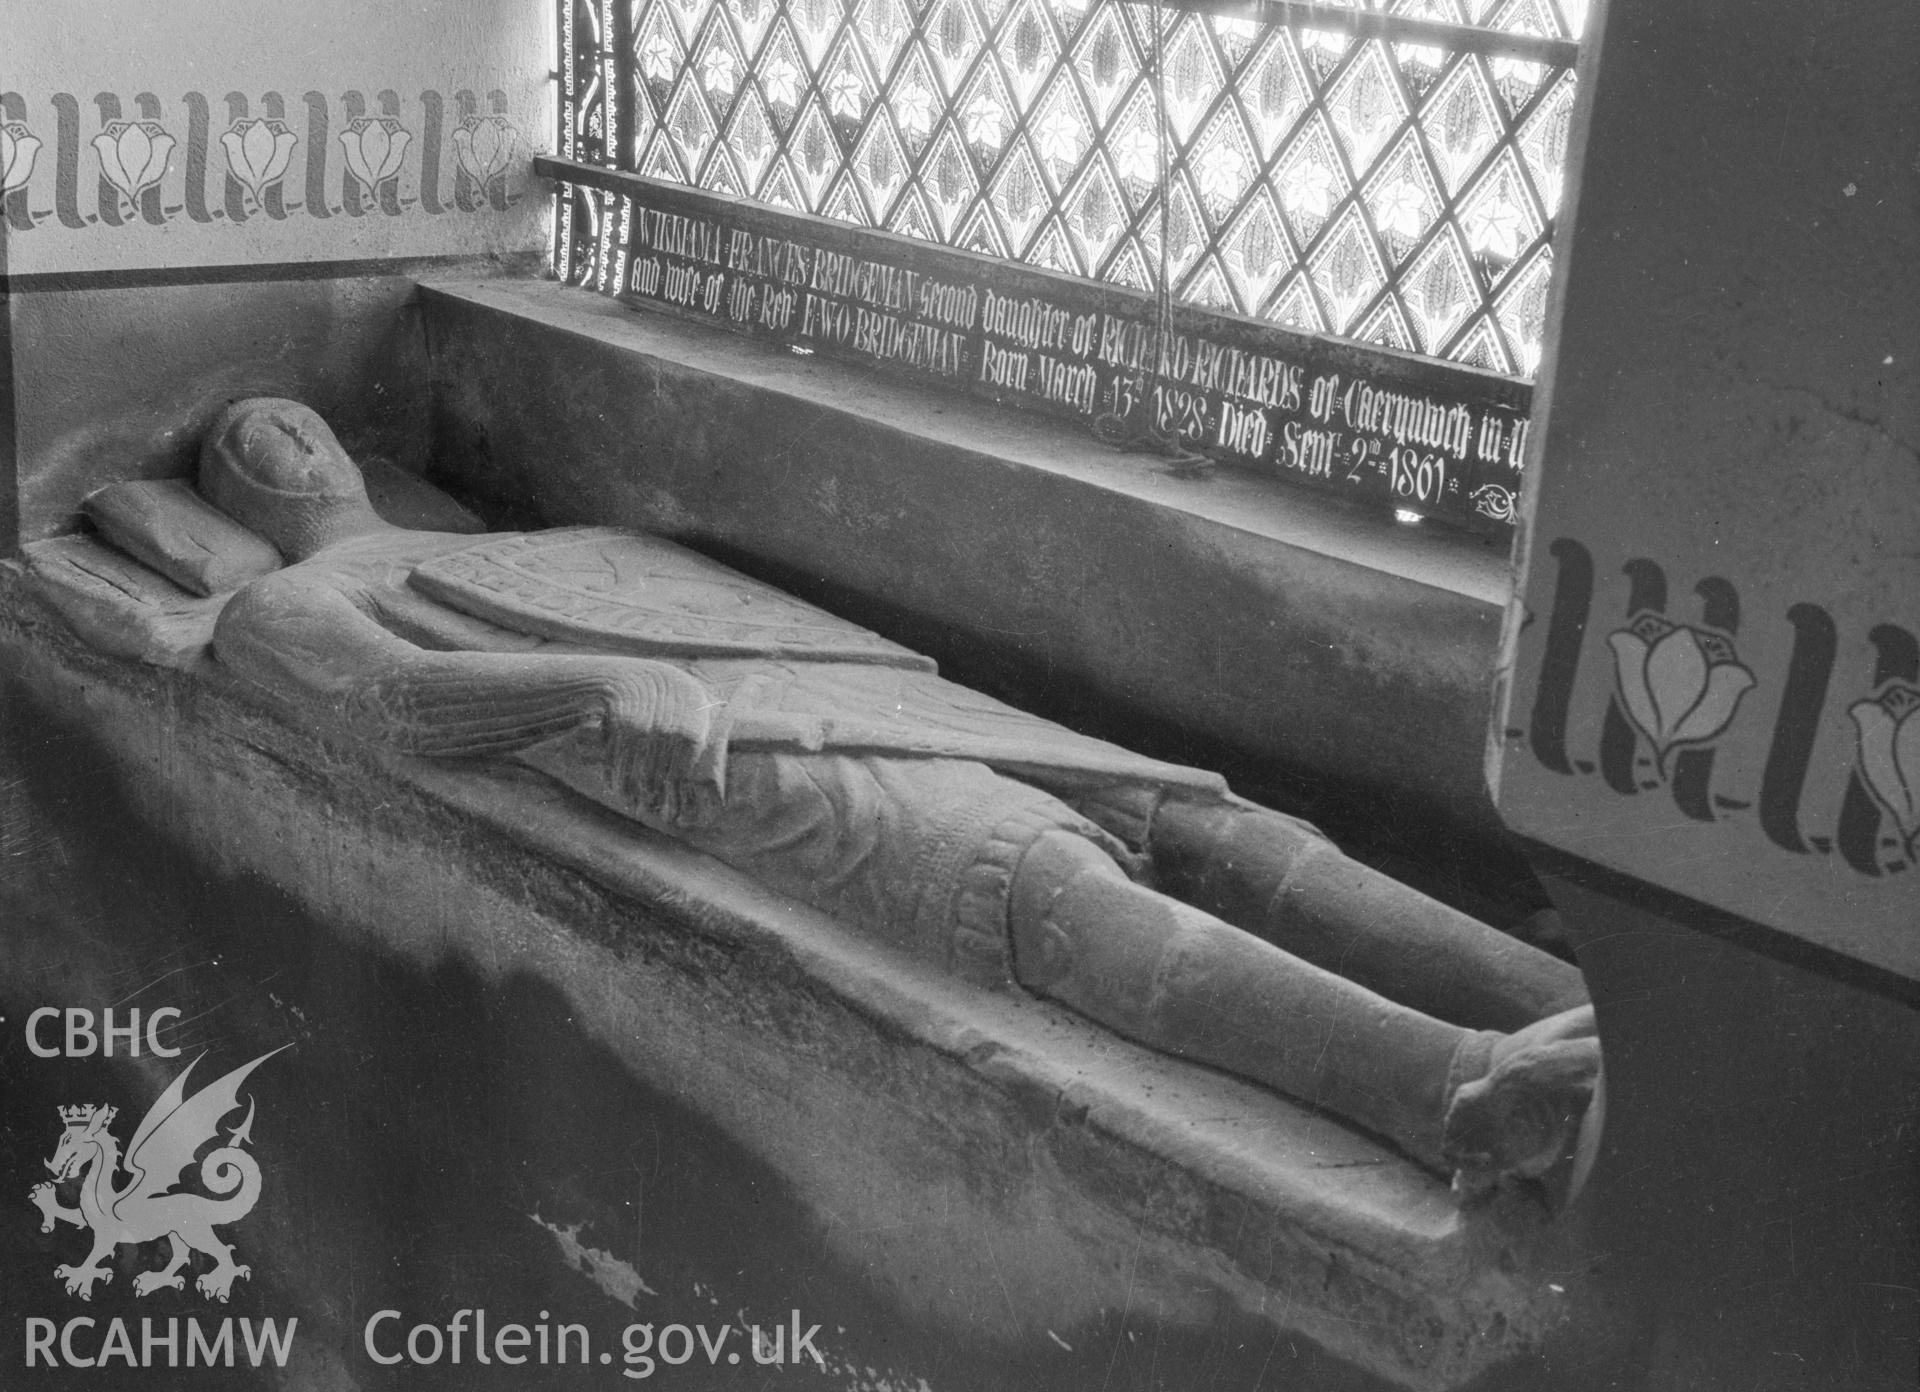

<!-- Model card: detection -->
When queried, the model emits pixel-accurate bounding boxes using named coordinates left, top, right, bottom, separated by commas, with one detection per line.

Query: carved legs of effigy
left=1006, top=828, right=1599, bottom=1190
left=1097, top=793, right=1589, bottom=1032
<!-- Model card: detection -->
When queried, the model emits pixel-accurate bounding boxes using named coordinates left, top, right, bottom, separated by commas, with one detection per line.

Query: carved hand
left=1443, top=1005, right=1600, bottom=1197
left=600, top=664, right=723, bottom=825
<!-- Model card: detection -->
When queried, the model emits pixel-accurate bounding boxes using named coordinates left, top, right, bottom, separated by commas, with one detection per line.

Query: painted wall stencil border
left=1, top=85, right=543, bottom=275
left=1496, top=536, right=1920, bottom=980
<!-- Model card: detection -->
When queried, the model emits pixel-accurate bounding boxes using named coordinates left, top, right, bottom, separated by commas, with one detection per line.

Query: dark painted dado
left=421, top=278, right=1535, bottom=919
left=1548, top=863, right=1919, bottom=1391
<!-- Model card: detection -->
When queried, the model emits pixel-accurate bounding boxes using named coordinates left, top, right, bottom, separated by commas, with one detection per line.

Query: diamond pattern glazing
left=573, top=0, right=1582, bottom=379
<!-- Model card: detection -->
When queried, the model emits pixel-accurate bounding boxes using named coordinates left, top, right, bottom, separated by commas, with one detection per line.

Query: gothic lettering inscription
left=596, top=184, right=1532, bottom=532
left=623, top=204, right=975, bottom=383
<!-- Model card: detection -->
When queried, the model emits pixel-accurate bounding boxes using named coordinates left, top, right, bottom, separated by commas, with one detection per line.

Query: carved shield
left=417, top=528, right=1224, bottom=795
left=409, top=528, right=935, bottom=670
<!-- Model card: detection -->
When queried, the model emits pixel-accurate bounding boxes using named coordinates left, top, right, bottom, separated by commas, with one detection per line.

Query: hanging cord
left=1090, top=0, right=1210, bottom=475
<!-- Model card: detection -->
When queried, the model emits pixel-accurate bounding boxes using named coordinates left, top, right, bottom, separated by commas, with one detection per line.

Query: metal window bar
left=1176, top=2, right=1580, bottom=66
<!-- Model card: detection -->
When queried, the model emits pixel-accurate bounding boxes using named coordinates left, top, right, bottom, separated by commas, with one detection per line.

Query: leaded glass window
left=562, top=0, right=1584, bottom=381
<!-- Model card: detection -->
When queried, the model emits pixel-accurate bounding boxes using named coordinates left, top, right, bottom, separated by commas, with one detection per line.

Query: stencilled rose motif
left=339, top=116, right=412, bottom=198
left=1607, top=611, right=1756, bottom=775
left=1848, top=680, right=1920, bottom=863
left=2, top=121, right=43, bottom=194
left=92, top=119, right=176, bottom=206
left=220, top=117, right=298, bottom=201
left=450, top=114, right=517, bottom=189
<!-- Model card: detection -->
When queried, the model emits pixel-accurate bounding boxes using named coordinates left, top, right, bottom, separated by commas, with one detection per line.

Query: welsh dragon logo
left=30, top=1046, right=288, bottom=1302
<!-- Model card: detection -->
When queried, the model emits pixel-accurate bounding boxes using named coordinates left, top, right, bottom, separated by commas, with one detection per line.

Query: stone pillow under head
left=82, top=478, right=283, bottom=597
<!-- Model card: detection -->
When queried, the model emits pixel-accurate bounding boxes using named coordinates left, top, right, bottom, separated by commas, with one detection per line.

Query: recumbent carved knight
left=27, top=397, right=1601, bottom=1198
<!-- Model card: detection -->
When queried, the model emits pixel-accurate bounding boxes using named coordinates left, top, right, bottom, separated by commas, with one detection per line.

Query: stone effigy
left=28, top=398, right=1600, bottom=1198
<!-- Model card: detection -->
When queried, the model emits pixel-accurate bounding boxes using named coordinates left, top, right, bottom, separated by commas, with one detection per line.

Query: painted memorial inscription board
left=547, top=158, right=1534, bottom=534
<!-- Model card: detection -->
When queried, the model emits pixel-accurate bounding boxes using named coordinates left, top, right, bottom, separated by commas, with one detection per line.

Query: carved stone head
left=200, top=398, right=379, bottom=559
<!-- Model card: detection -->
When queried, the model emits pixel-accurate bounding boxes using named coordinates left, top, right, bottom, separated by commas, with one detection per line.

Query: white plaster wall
left=1, top=1, right=553, bottom=275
